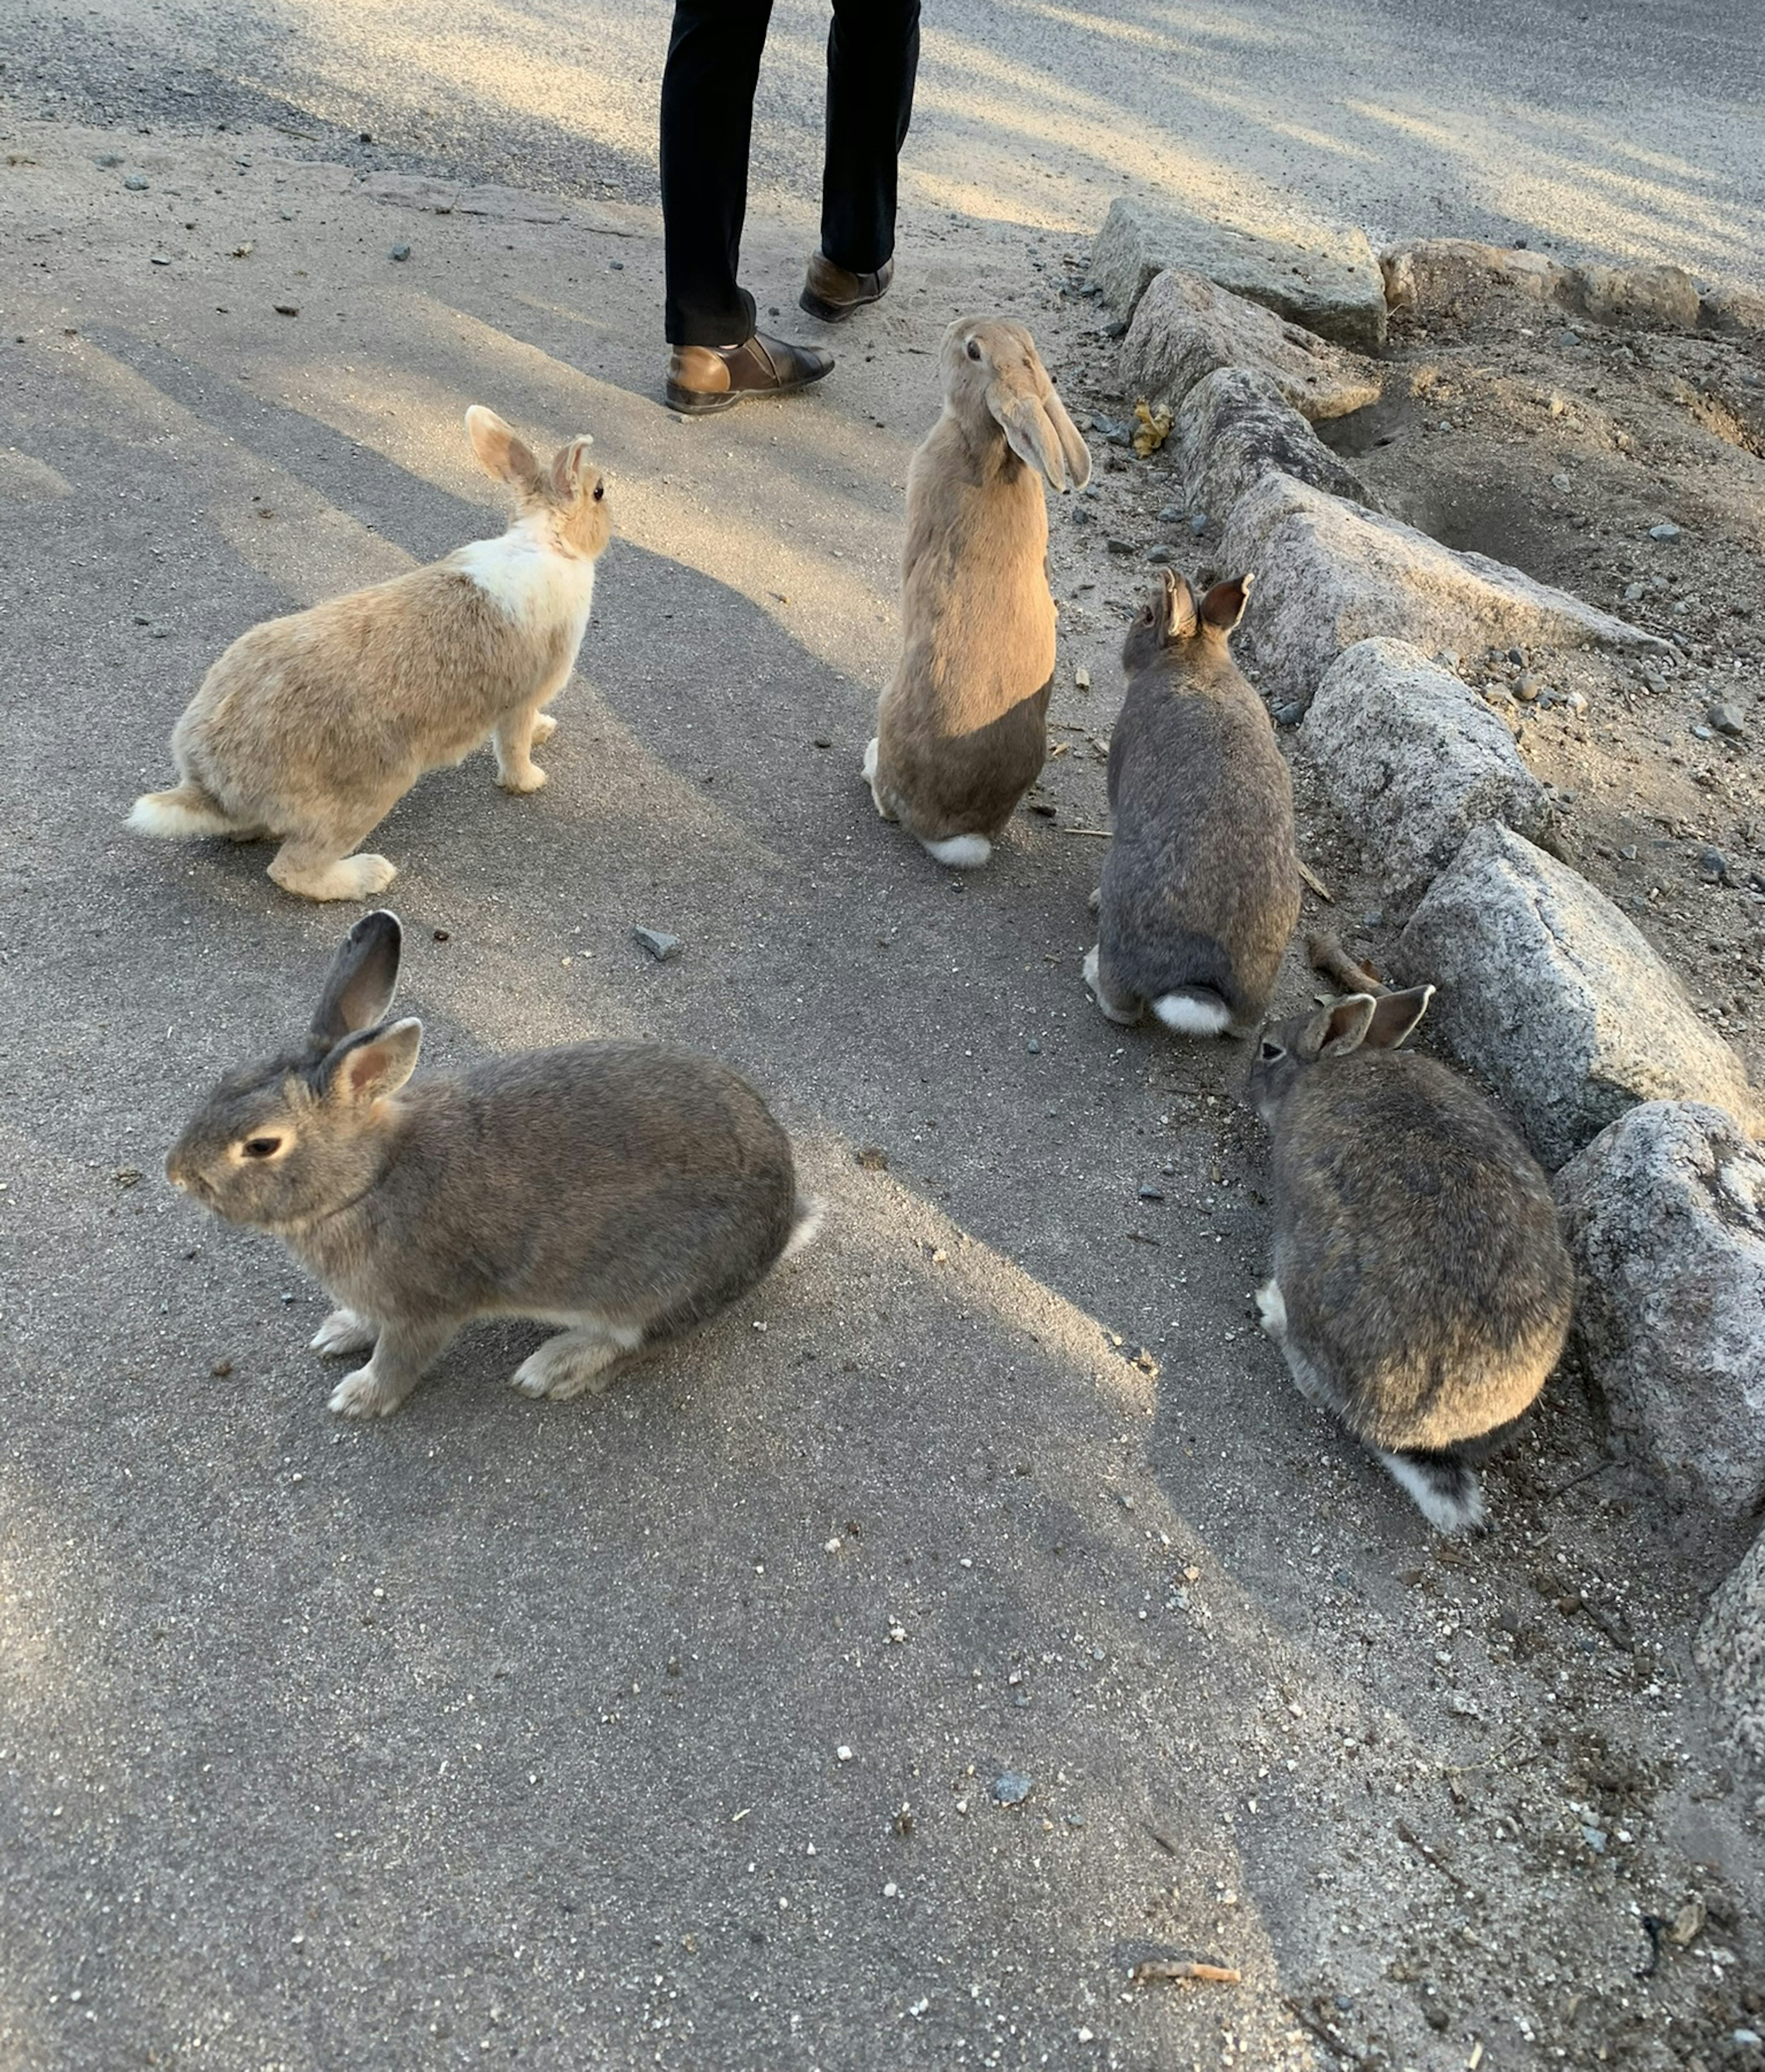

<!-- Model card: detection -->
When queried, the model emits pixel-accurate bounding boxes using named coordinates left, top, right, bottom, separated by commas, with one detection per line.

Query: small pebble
left=1648, top=521, right=1681, bottom=541
left=1073, top=666, right=1091, bottom=690
left=1188, top=512, right=1208, bottom=535
left=94, top=153, right=123, bottom=168
left=150, top=254, right=171, bottom=267
left=1145, top=546, right=1173, bottom=565
left=1550, top=472, right=1571, bottom=492
left=123, top=174, right=148, bottom=191
left=1697, top=847, right=1730, bottom=882
left=1514, top=672, right=1540, bottom=703
left=992, top=1772, right=1033, bottom=1805
left=1622, top=582, right=1645, bottom=602
left=1507, top=647, right=1525, bottom=666
left=1157, top=503, right=1183, bottom=523
left=1105, top=537, right=1137, bottom=555
left=273, top=302, right=299, bottom=317
left=1025, top=1037, right=1042, bottom=1055
left=1137, top=1184, right=1164, bottom=1202
left=1708, top=701, right=1746, bottom=738
left=609, top=259, right=624, bottom=271
left=1271, top=702, right=1305, bottom=727
left=389, top=242, right=410, bottom=261
left=1564, top=690, right=1588, bottom=715
left=632, top=926, right=681, bottom=962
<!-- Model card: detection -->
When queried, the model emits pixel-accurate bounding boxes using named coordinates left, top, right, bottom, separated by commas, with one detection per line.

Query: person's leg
left=660, top=0, right=773, bottom=347
left=821, top=0, right=920, bottom=276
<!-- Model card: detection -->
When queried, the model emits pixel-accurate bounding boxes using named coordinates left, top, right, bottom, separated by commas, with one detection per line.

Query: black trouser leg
left=660, top=0, right=774, bottom=347
left=821, top=0, right=920, bottom=274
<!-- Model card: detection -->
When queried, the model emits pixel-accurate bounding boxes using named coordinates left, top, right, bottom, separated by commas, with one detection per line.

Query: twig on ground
left=1061, top=826, right=1113, bottom=839
left=1307, top=931, right=1386, bottom=996
left=1296, top=858, right=1334, bottom=902
left=1133, top=1959, right=1241, bottom=1986
left=1395, top=1817, right=1475, bottom=1894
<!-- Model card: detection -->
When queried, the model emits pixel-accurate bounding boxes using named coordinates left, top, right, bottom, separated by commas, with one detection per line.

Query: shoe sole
left=665, top=366, right=832, bottom=416
left=798, top=288, right=886, bottom=323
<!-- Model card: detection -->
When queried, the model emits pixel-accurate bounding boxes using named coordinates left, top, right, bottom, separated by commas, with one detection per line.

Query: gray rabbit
left=166, top=912, right=819, bottom=1417
left=1085, top=569, right=1299, bottom=1036
left=1245, top=985, right=1573, bottom=1531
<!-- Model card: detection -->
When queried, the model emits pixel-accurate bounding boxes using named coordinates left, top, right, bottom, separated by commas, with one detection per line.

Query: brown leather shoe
left=665, top=331, right=834, bottom=416
left=799, top=252, right=895, bottom=322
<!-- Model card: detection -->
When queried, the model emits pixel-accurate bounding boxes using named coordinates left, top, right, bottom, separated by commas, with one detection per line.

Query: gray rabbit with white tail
left=1085, top=568, right=1299, bottom=1036
left=166, top=912, right=820, bottom=1417
left=1245, top=985, right=1573, bottom=1531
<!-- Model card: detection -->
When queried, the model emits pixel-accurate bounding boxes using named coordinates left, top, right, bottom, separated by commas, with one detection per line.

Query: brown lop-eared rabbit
left=864, top=319, right=1090, bottom=868
left=129, top=407, right=610, bottom=900
left=165, top=911, right=820, bottom=1418
left=1085, top=568, right=1299, bottom=1036
left=1246, top=986, right=1574, bottom=1533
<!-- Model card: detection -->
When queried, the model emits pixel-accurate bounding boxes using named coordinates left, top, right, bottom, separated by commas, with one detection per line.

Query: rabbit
left=1084, top=568, right=1299, bottom=1036
left=129, top=406, right=610, bottom=901
left=1244, top=985, right=1573, bottom=1533
left=864, top=318, right=1090, bottom=869
left=165, top=911, right=821, bottom=1418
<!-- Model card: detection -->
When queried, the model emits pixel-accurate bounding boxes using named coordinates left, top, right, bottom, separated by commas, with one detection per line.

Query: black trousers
left=660, top=0, right=921, bottom=347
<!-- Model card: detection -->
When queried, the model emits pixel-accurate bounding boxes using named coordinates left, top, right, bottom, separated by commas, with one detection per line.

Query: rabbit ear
left=1201, top=574, right=1253, bottom=635
left=1299, top=993, right=1378, bottom=1060
left=548, top=435, right=596, bottom=497
left=319, top=1018, right=424, bottom=1106
left=1039, top=382, right=1093, bottom=491
left=991, top=390, right=1070, bottom=492
left=1162, top=568, right=1199, bottom=640
left=310, top=911, right=403, bottom=1052
left=1364, top=984, right=1435, bottom=1051
left=465, top=406, right=543, bottom=493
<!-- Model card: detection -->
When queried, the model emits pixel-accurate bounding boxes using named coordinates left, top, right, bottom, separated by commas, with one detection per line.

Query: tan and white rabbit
left=165, top=911, right=820, bottom=1417
left=864, top=319, right=1090, bottom=869
left=1245, top=986, right=1573, bottom=1532
left=129, top=407, right=609, bottom=901
left=1084, top=569, right=1299, bottom=1036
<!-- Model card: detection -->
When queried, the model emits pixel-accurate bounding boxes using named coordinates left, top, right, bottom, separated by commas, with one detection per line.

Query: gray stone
left=1701, top=280, right=1765, bottom=336
left=1557, top=1103, right=1765, bottom=1520
left=1117, top=266, right=1381, bottom=421
left=1397, top=825, right=1760, bottom=1168
left=1698, top=1524, right=1765, bottom=1784
left=1709, top=701, right=1747, bottom=738
left=1174, top=369, right=1372, bottom=526
left=632, top=926, right=681, bottom=962
left=1299, top=639, right=1549, bottom=918
left=1220, top=474, right=1667, bottom=712
left=1573, top=262, right=1701, bottom=331
left=1382, top=239, right=1700, bottom=334
left=1648, top=522, right=1681, bottom=541
left=1090, top=199, right=1386, bottom=350
left=991, top=1772, right=1033, bottom=1805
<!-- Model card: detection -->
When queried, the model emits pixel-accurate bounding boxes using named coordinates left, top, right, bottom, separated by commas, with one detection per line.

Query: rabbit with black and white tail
left=864, top=318, right=1090, bottom=870
left=1085, top=568, right=1299, bottom=1037
left=1245, top=986, right=1573, bottom=1533
left=130, top=407, right=610, bottom=901
left=165, top=912, right=820, bottom=1418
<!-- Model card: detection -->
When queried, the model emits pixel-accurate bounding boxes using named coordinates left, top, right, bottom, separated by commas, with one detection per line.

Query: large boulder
left=1222, top=472, right=1666, bottom=711
left=1299, top=639, right=1549, bottom=918
left=1118, top=267, right=1380, bottom=421
left=1396, top=824, right=1760, bottom=1169
left=1557, top=1104, right=1765, bottom=1520
left=1698, top=1527, right=1765, bottom=1788
left=1175, top=370, right=1372, bottom=526
left=1090, top=200, right=1387, bottom=351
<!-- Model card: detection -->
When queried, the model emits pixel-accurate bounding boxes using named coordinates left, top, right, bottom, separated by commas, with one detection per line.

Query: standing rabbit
left=864, top=319, right=1090, bottom=869
left=1245, top=985, right=1573, bottom=1532
left=165, top=911, right=820, bottom=1417
left=129, top=407, right=610, bottom=901
left=1084, top=568, right=1299, bottom=1036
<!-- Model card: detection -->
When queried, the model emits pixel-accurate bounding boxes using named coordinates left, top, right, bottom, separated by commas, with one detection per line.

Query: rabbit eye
left=966, top=338, right=982, bottom=362
left=242, top=1135, right=283, bottom=1160
left=1258, top=1041, right=1286, bottom=1064
left=592, top=481, right=605, bottom=501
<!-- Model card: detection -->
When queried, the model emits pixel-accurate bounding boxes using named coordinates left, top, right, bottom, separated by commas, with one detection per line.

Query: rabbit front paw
left=328, top=1364, right=410, bottom=1418
left=497, top=763, right=548, bottom=795
left=311, top=1307, right=376, bottom=1357
left=529, top=711, right=558, bottom=745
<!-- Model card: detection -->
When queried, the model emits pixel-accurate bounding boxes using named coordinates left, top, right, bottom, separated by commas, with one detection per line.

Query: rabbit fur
left=1085, top=569, right=1299, bottom=1037
left=165, top=912, right=819, bottom=1418
left=865, top=319, right=1090, bottom=869
left=129, top=406, right=610, bottom=901
left=1245, top=986, right=1573, bottom=1532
